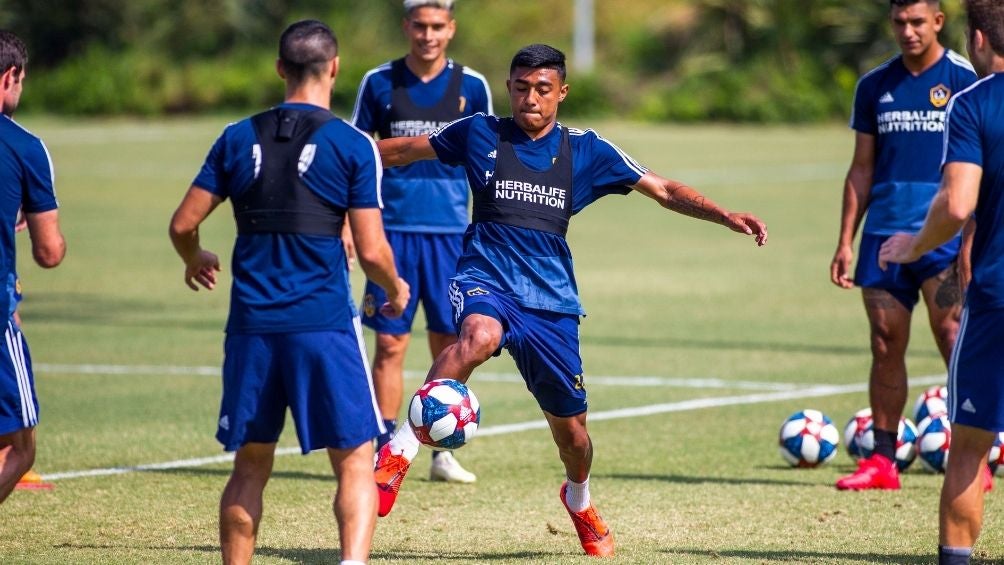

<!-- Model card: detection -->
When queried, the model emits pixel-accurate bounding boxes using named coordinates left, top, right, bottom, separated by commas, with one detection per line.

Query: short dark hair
left=509, top=44, right=566, bottom=81
left=278, top=20, right=338, bottom=86
left=0, top=30, right=27, bottom=77
left=966, top=0, right=1004, bottom=56
left=889, top=0, right=939, bottom=7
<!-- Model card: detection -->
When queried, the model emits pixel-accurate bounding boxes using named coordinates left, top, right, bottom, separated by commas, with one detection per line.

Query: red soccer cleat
left=374, top=443, right=411, bottom=517
left=983, top=464, right=994, bottom=493
left=835, top=454, right=901, bottom=491
left=560, top=481, right=615, bottom=557
left=15, top=469, right=54, bottom=491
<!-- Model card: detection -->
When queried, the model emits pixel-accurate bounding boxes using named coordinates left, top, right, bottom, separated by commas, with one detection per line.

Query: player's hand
left=184, top=250, right=221, bottom=291
left=830, top=245, right=855, bottom=288
left=380, top=277, right=410, bottom=318
left=877, top=233, right=920, bottom=271
left=724, top=212, right=768, bottom=247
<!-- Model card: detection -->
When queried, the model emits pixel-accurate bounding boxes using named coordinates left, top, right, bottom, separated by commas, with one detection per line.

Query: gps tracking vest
left=474, top=119, right=573, bottom=237
left=378, top=58, right=465, bottom=139
left=235, top=108, right=345, bottom=236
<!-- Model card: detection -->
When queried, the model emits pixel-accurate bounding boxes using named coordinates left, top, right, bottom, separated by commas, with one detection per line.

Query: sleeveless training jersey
left=943, top=73, right=1004, bottom=310
left=193, top=102, right=382, bottom=334
left=852, top=49, right=977, bottom=235
left=352, top=59, right=492, bottom=233
left=429, top=113, right=647, bottom=315
left=0, top=115, right=58, bottom=318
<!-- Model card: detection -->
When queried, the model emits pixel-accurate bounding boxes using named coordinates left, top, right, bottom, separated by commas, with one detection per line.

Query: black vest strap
left=234, top=108, right=345, bottom=236
left=473, top=119, right=574, bottom=237
left=377, top=58, right=465, bottom=139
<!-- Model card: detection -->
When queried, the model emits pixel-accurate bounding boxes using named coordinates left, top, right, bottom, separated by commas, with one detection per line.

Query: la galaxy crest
left=930, top=84, right=951, bottom=108
left=363, top=294, right=376, bottom=318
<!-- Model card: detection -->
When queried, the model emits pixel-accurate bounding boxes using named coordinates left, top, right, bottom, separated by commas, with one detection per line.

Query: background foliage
left=0, top=0, right=970, bottom=121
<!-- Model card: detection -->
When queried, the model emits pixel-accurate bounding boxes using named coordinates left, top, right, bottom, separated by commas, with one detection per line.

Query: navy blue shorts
left=361, top=231, right=463, bottom=335
left=448, top=281, right=587, bottom=417
left=855, top=233, right=959, bottom=310
left=218, top=318, right=384, bottom=453
left=0, top=319, right=37, bottom=435
left=948, top=306, right=1004, bottom=432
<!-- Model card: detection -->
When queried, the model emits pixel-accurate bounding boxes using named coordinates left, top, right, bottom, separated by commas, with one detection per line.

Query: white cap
left=403, top=0, right=455, bottom=11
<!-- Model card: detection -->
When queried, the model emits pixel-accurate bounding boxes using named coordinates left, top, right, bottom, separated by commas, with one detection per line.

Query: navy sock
left=938, top=545, right=972, bottom=565
left=873, top=428, right=897, bottom=461
left=376, top=419, right=396, bottom=450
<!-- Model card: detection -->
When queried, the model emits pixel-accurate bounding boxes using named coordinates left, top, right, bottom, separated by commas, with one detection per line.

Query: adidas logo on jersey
left=879, top=92, right=895, bottom=104
left=487, top=149, right=497, bottom=159
left=962, top=398, right=977, bottom=413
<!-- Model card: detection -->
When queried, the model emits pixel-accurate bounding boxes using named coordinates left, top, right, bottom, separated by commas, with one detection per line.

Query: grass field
left=1, top=116, right=1001, bottom=564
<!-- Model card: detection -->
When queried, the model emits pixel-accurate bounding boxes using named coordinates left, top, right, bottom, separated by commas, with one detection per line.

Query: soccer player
left=0, top=29, right=66, bottom=504
left=830, top=0, right=979, bottom=491
left=372, top=44, right=767, bottom=557
left=879, top=2, right=1004, bottom=562
left=168, top=20, right=409, bottom=565
left=351, top=0, right=492, bottom=484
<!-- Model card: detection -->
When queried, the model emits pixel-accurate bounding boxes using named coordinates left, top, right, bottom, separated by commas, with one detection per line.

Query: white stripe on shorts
left=6, top=321, right=35, bottom=427
left=947, top=305, right=969, bottom=422
left=353, top=316, right=386, bottom=435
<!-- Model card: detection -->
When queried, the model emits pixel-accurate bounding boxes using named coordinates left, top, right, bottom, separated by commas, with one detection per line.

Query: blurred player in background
left=169, top=20, right=408, bottom=564
left=830, top=0, right=979, bottom=491
left=0, top=30, right=67, bottom=504
left=372, top=43, right=767, bottom=557
left=879, top=1, right=1004, bottom=562
left=351, top=0, right=491, bottom=484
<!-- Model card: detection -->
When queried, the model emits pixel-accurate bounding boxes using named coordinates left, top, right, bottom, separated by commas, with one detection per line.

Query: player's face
left=507, top=67, right=568, bottom=138
left=1, top=67, right=24, bottom=117
left=890, top=2, right=944, bottom=60
left=403, top=7, right=455, bottom=64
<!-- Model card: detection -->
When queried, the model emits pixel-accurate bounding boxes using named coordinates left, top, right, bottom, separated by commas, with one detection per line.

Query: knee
left=456, top=319, right=502, bottom=364
left=374, top=334, right=409, bottom=362
left=557, top=428, right=592, bottom=458
left=869, top=325, right=906, bottom=358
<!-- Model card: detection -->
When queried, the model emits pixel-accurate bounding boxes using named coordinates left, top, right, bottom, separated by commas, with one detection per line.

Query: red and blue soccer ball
left=917, top=414, right=952, bottom=473
left=408, top=378, right=480, bottom=450
left=913, top=384, right=949, bottom=424
left=778, top=409, right=839, bottom=468
left=842, top=407, right=918, bottom=471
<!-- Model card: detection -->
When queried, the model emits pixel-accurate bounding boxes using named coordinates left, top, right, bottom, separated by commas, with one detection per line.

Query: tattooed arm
left=632, top=172, right=768, bottom=246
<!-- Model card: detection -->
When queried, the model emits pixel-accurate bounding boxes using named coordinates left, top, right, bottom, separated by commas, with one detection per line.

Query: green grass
left=0, top=116, right=999, bottom=564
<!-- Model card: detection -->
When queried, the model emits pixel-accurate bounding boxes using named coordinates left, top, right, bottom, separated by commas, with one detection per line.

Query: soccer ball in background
left=843, top=407, right=873, bottom=460
left=988, top=432, right=1004, bottom=477
left=779, top=409, right=840, bottom=468
left=914, top=384, right=949, bottom=423
left=917, top=414, right=952, bottom=473
left=408, top=378, right=480, bottom=450
left=856, top=416, right=919, bottom=471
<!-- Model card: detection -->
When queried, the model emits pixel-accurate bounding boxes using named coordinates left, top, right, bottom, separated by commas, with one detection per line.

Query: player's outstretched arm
left=632, top=172, right=767, bottom=247
left=377, top=135, right=438, bottom=167
left=169, top=186, right=222, bottom=291
left=24, top=209, right=65, bottom=268
left=831, top=132, right=875, bottom=288
left=347, top=207, right=410, bottom=317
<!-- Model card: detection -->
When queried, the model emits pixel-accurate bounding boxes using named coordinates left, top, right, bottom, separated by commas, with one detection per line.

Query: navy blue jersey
left=429, top=113, right=647, bottom=315
left=943, top=73, right=1004, bottom=310
left=193, top=103, right=382, bottom=333
left=0, top=116, right=58, bottom=317
left=852, top=50, right=977, bottom=235
left=352, top=59, right=492, bottom=233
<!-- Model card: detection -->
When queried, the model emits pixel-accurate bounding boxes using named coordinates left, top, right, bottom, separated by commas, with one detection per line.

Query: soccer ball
left=408, top=379, right=480, bottom=450
left=917, top=414, right=952, bottom=473
left=989, top=432, right=1004, bottom=476
left=914, top=385, right=949, bottom=423
left=778, top=409, right=839, bottom=468
left=857, top=416, right=919, bottom=471
left=843, top=407, right=873, bottom=460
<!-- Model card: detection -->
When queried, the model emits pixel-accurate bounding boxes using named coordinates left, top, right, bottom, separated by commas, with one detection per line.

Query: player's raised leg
left=219, top=442, right=275, bottom=565
left=328, top=441, right=378, bottom=563
left=426, top=330, right=477, bottom=483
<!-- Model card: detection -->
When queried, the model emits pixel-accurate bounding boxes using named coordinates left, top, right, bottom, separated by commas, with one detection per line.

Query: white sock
left=563, top=476, right=591, bottom=512
left=340, top=561, right=366, bottom=565
left=387, top=422, right=421, bottom=462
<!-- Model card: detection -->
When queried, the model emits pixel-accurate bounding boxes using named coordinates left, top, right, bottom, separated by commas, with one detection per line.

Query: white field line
left=35, top=364, right=801, bottom=391
left=39, top=373, right=947, bottom=482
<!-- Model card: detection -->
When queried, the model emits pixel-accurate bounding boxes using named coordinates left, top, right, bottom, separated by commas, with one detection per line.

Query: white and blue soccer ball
left=917, top=414, right=952, bottom=473
left=988, top=432, right=1004, bottom=477
left=843, top=407, right=873, bottom=460
left=408, top=378, right=480, bottom=450
left=856, top=416, right=919, bottom=471
left=779, top=409, right=839, bottom=468
left=914, top=385, right=949, bottom=424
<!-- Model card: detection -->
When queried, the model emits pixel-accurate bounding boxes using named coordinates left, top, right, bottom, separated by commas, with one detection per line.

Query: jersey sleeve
left=20, top=138, right=58, bottom=214
left=192, top=128, right=230, bottom=199
left=429, top=114, right=478, bottom=167
left=347, top=132, right=383, bottom=209
left=850, top=77, right=877, bottom=135
left=942, top=93, right=982, bottom=168
left=463, top=71, right=494, bottom=116
left=351, top=70, right=381, bottom=134
left=587, top=131, right=647, bottom=191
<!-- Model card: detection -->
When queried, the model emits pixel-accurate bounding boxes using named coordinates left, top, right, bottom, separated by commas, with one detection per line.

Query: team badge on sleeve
left=930, top=84, right=951, bottom=108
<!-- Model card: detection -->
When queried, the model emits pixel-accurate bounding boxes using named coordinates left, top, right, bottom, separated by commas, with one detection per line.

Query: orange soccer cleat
left=836, top=454, right=901, bottom=491
left=374, top=443, right=411, bottom=517
left=560, top=481, right=615, bottom=557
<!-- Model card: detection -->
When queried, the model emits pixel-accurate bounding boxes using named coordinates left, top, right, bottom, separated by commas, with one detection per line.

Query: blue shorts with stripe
left=947, top=306, right=1004, bottom=432
left=854, top=233, right=959, bottom=311
left=449, top=281, right=587, bottom=417
left=218, top=317, right=384, bottom=453
left=0, top=319, right=37, bottom=435
left=361, top=231, right=463, bottom=335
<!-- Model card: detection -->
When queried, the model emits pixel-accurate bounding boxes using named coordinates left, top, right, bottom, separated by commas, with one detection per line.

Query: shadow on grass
left=597, top=471, right=825, bottom=487
left=22, top=291, right=222, bottom=330
left=664, top=547, right=934, bottom=564
left=146, top=467, right=335, bottom=483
